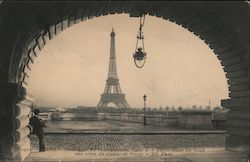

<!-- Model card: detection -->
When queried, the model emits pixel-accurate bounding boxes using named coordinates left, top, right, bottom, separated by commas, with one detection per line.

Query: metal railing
left=105, top=113, right=179, bottom=127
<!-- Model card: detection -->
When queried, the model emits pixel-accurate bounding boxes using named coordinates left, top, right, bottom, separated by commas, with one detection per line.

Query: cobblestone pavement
left=27, top=134, right=248, bottom=162
left=30, top=134, right=227, bottom=152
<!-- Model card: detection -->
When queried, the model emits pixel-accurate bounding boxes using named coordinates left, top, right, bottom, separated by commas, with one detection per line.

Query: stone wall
left=1, top=84, right=33, bottom=161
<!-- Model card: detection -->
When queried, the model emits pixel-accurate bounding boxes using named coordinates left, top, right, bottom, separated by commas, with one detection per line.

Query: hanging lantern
left=133, top=14, right=147, bottom=68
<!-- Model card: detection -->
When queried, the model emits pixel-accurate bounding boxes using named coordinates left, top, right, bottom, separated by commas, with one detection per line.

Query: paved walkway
left=29, top=134, right=227, bottom=151
left=25, top=134, right=247, bottom=162
left=24, top=121, right=241, bottom=161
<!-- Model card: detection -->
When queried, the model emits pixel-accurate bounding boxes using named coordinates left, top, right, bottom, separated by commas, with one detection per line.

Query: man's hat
left=34, top=109, right=40, bottom=115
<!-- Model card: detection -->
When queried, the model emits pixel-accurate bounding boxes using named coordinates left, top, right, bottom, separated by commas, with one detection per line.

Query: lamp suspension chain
left=133, top=14, right=147, bottom=68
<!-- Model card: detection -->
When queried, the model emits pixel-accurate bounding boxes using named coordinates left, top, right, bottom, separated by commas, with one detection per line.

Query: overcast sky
left=25, top=14, right=229, bottom=108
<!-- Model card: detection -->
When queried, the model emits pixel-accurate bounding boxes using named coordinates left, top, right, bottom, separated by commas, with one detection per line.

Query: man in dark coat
left=29, top=109, right=46, bottom=152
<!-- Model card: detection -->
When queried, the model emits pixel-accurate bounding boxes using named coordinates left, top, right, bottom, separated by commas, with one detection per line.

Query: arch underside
left=8, top=2, right=249, bottom=99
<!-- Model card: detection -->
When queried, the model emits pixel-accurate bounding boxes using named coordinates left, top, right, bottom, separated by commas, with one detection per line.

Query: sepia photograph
left=0, top=1, right=249, bottom=162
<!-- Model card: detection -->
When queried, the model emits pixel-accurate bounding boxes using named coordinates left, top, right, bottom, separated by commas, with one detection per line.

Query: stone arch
left=9, top=3, right=249, bottom=91
left=1, top=1, right=249, bottom=160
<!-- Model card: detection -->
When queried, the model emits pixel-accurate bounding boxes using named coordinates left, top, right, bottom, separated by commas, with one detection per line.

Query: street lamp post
left=143, top=94, right=147, bottom=126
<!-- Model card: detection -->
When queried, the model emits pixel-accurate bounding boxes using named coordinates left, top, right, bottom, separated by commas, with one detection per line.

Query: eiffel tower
left=97, top=29, right=130, bottom=109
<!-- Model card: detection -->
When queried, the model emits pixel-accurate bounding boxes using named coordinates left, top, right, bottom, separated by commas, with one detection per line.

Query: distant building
left=56, top=107, right=66, bottom=112
left=37, top=106, right=57, bottom=112
left=77, top=106, right=96, bottom=109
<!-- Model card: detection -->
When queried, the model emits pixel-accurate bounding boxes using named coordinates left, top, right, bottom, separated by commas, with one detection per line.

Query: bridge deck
left=26, top=134, right=248, bottom=162
left=24, top=120, right=239, bottom=161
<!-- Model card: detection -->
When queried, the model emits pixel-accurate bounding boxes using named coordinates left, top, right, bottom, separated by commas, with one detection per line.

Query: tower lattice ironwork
left=97, top=29, right=130, bottom=109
